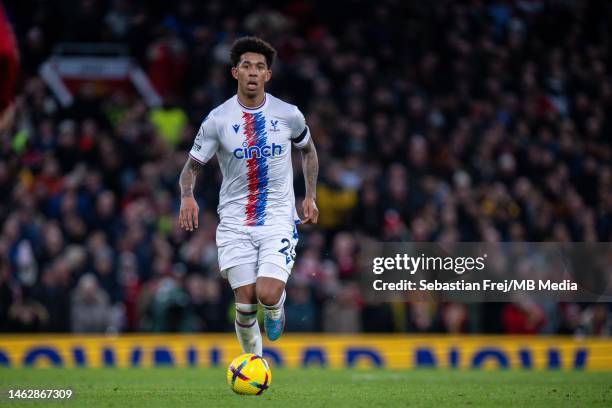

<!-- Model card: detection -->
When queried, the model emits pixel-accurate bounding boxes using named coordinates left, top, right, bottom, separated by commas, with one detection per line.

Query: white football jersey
left=189, top=93, right=310, bottom=227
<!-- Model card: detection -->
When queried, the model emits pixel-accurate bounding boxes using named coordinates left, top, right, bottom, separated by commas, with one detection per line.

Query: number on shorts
left=278, top=238, right=296, bottom=265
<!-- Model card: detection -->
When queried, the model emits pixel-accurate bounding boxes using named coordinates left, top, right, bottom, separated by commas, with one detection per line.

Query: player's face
left=232, top=52, right=271, bottom=98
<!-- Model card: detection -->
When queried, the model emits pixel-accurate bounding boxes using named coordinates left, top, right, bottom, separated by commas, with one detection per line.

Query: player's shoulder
left=202, top=96, right=236, bottom=123
left=266, top=93, right=301, bottom=117
left=202, top=95, right=236, bottom=123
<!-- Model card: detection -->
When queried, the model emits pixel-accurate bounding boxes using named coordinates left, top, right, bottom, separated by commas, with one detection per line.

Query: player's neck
left=237, top=91, right=265, bottom=109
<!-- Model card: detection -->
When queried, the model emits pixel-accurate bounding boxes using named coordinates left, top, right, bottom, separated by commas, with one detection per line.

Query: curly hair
left=230, top=36, right=277, bottom=68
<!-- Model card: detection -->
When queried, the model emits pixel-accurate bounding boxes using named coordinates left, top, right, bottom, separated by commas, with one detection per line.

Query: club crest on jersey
left=232, top=124, right=240, bottom=134
left=233, top=143, right=282, bottom=159
left=269, top=119, right=280, bottom=132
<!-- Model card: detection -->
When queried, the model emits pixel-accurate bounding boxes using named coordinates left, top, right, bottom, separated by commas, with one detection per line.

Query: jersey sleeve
left=189, top=114, right=218, bottom=164
left=288, top=106, right=311, bottom=149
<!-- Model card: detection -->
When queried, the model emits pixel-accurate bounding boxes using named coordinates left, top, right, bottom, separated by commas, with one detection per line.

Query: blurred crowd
left=1, top=0, right=611, bottom=335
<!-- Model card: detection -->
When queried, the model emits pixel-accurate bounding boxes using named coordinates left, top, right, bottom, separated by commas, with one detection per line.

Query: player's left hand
left=301, top=197, right=319, bottom=224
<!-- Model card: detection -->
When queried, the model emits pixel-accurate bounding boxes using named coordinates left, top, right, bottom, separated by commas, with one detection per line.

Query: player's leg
left=253, top=223, right=297, bottom=341
left=217, top=224, right=262, bottom=355
left=227, top=263, right=263, bottom=356
left=257, top=265, right=289, bottom=341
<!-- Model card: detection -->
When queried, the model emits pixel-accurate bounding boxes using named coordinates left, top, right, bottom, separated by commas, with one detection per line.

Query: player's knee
left=234, top=284, right=257, bottom=304
left=256, top=285, right=283, bottom=306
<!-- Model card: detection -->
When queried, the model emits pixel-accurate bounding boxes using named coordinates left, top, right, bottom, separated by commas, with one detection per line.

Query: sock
left=235, top=303, right=262, bottom=356
left=261, top=290, right=286, bottom=320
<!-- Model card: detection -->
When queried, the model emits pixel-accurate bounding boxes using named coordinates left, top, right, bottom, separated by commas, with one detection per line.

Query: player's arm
left=298, top=136, right=319, bottom=224
left=179, top=113, right=218, bottom=231
left=178, top=156, right=204, bottom=231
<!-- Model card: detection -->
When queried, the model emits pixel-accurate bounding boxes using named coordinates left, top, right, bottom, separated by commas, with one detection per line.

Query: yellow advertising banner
left=1, top=334, right=611, bottom=370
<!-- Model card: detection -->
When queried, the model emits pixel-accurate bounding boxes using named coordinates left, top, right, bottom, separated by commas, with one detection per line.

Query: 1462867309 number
left=8, top=389, right=73, bottom=399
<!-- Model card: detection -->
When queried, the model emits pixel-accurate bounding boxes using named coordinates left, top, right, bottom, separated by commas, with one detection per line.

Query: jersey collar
left=236, top=93, right=268, bottom=111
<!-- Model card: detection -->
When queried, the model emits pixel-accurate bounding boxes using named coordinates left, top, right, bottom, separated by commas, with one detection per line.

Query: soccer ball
left=227, top=353, right=272, bottom=395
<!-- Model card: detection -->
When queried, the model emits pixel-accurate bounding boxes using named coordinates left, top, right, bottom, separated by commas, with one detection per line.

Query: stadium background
left=1, top=0, right=612, bottom=371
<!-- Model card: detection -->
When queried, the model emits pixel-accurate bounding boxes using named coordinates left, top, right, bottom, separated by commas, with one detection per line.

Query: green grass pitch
left=1, top=368, right=612, bottom=407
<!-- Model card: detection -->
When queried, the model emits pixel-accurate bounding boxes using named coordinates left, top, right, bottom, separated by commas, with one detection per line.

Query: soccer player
left=178, top=37, right=319, bottom=356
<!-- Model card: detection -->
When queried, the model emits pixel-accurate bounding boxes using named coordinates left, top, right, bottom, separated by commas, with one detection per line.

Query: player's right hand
left=179, top=197, right=199, bottom=231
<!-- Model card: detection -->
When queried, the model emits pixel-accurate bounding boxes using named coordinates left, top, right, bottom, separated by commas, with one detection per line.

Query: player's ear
left=265, top=69, right=272, bottom=82
left=231, top=66, right=238, bottom=80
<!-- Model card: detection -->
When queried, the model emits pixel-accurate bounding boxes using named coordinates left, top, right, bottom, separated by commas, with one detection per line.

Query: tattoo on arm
left=179, top=157, right=204, bottom=198
left=300, top=138, right=318, bottom=199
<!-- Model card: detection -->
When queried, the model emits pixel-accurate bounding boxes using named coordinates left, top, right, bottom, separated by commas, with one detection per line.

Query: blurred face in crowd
left=231, top=52, right=271, bottom=99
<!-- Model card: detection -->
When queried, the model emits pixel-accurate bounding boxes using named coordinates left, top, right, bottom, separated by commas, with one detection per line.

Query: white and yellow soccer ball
left=227, top=353, right=272, bottom=395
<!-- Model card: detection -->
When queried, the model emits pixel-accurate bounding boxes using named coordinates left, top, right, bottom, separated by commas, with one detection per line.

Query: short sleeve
left=189, top=114, right=218, bottom=164
left=288, top=106, right=311, bottom=149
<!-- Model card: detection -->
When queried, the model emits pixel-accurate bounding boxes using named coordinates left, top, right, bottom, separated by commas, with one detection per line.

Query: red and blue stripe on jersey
left=243, top=111, right=269, bottom=226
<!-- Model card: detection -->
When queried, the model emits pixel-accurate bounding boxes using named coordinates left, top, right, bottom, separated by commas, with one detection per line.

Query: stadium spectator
left=285, top=277, right=317, bottom=332
left=186, top=274, right=228, bottom=332
left=71, top=273, right=113, bottom=333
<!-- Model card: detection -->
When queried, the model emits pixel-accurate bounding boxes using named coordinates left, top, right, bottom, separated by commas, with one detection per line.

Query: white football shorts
left=217, top=222, right=299, bottom=289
